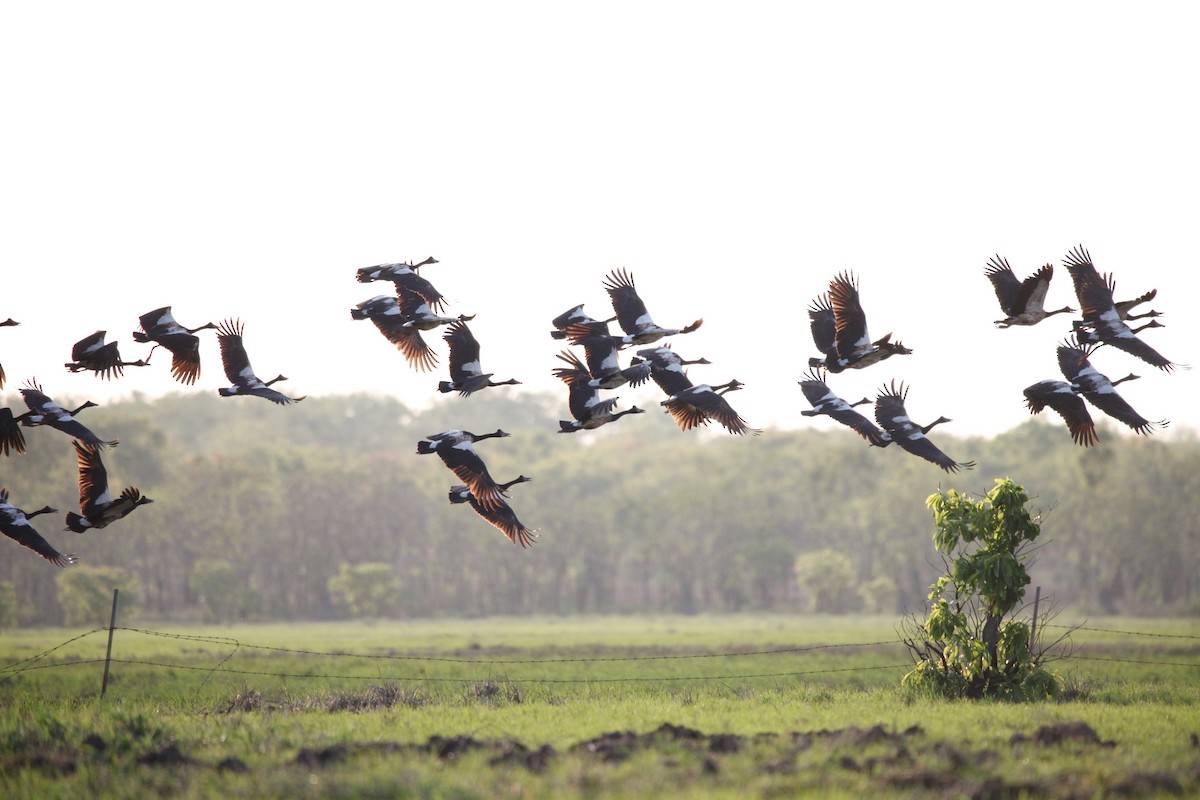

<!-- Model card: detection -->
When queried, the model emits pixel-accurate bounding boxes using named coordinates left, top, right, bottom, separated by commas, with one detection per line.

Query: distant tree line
left=0, top=391, right=1196, bottom=627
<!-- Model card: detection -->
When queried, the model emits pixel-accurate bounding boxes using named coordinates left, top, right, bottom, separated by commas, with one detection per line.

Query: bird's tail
left=65, top=513, right=92, bottom=533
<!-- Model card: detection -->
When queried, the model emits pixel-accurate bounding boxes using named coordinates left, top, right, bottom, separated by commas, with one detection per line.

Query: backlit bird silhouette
left=216, top=319, right=305, bottom=405
left=553, top=350, right=645, bottom=432
left=0, top=407, right=25, bottom=456
left=984, top=256, right=1073, bottom=328
left=1056, top=337, right=1166, bottom=435
left=351, top=294, right=439, bottom=372
left=15, top=380, right=116, bottom=449
left=65, top=330, right=149, bottom=380
left=631, top=343, right=710, bottom=397
left=549, top=304, right=615, bottom=340
left=132, top=306, right=217, bottom=385
left=1022, top=379, right=1098, bottom=447
left=661, top=379, right=760, bottom=436
left=437, top=320, right=521, bottom=396
left=0, top=488, right=75, bottom=567
left=875, top=380, right=974, bottom=472
left=0, top=317, right=17, bottom=389
left=1063, top=245, right=1161, bottom=321
left=65, top=440, right=154, bottom=532
left=448, top=475, right=537, bottom=548
left=398, top=285, right=474, bottom=331
left=603, top=268, right=703, bottom=345
left=417, top=429, right=511, bottom=510
left=798, top=367, right=888, bottom=446
left=1063, top=247, right=1181, bottom=372
left=808, top=274, right=911, bottom=372
left=562, top=322, right=653, bottom=390
left=355, top=257, right=445, bottom=312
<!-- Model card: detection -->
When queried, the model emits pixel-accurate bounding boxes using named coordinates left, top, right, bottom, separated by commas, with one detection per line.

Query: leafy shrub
left=902, top=478, right=1061, bottom=700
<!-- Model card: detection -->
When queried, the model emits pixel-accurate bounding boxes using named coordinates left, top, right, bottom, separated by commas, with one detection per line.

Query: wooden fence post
left=100, top=589, right=119, bottom=698
left=1030, top=585, right=1041, bottom=647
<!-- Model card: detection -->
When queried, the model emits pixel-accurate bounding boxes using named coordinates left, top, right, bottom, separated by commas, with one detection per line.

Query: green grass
left=2, top=614, right=1198, bottom=798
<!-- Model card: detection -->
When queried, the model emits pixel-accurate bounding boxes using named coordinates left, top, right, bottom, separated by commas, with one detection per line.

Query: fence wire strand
left=0, top=627, right=104, bottom=684
left=0, top=621, right=1196, bottom=689
left=113, top=626, right=904, bottom=664
left=105, top=657, right=910, bottom=683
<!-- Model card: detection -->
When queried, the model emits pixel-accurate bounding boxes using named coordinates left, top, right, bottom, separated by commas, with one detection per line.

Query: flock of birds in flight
left=0, top=245, right=1184, bottom=567
left=799, top=244, right=1181, bottom=467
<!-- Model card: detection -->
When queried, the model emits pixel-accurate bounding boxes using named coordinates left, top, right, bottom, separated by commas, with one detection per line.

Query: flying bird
left=0, top=489, right=75, bottom=567
left=562, top=322, right=653, bottom=390
left=549, top=304, right=615, bottom=340
left=603, top=268, right=703, bottom=345
left=65, top=440, right=154, bottom=533
left=1022, top=379, right=1098, bottom=447
left=417, top=429, right=512, bottom=510
left=65, top=330, right=149, bottom=380
left=1057, top=337, right=1166, bottom=435
left=631, top=343, right=710, bottom=397
left=448, top=475, right=537, bottom=548
left=1063, top=248, right=1181, bottom=372
left=1108, top=288, right=1161, bottom=322
left=984, top=256, right=1073, bottom=328
left=397, top=285, right=474, bottom=331
left=875, top=380, right=974, bottom=472
left=0, top=317, right=17, bottom=389
left=351, top=294, right=439, bottom=372
left=808, top=274, right=911, bottom=372
left=355, top=257, right=445, bottom=312
left=215, top=319, right=305, bottom=404
left=553, top=350, right=645, bottom=432
left=0, top=408, right=25, bottom=456
left=798, top=367, right=888, bottom=446
left=15, top=380, right=116, bottom=449
left=1063, top=245, right=1160, bottom=321
left=661, top=379, right=760, bottom=436
left=437, top=320, right=521, bottom=396
left=132, top=306, right=217, bottom=385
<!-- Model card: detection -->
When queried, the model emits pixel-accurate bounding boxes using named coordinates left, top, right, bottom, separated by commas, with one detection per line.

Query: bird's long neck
left=498, top=475, right=530, bottom=492
left=921, top=417, right=951, bottom=434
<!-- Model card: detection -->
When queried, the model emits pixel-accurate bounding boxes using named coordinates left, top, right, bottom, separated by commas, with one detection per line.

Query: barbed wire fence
left=1, top=590, right=1197, bottom=698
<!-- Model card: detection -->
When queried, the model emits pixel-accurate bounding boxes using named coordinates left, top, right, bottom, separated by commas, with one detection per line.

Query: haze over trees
left=0, top=391, right=1195, bottom=626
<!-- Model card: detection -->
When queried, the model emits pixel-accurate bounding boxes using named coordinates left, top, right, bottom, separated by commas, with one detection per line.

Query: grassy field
left=2, top=614, right=1198, bottom=798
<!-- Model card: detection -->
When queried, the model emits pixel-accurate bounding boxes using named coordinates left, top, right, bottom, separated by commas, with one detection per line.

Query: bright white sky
left=3, top=3, right=1197, bottom=439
